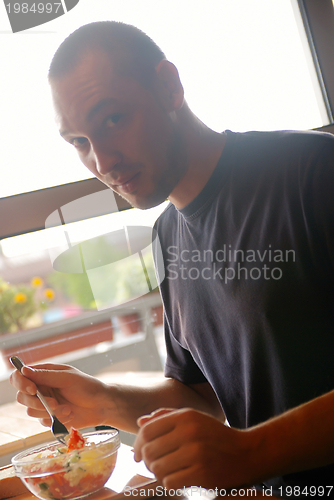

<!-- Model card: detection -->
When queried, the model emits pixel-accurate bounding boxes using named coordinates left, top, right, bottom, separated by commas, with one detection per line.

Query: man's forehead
left=51, top=50, right=117, bottom=91
left=51, top=50, right=128, bottom=104
left=50, top=49, right=153, bottom=133
left=50, top=46, right=152, bottom=106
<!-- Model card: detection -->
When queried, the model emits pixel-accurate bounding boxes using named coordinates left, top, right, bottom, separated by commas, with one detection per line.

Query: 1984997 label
left=4, top=0, right=79, bottom=33
left=278, top=485, right=333, bottom=497
left=5, top=2, right=62, bottom=13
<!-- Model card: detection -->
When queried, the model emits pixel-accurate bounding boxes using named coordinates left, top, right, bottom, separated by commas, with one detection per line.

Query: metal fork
left=10, top=356, right=69, bottom=445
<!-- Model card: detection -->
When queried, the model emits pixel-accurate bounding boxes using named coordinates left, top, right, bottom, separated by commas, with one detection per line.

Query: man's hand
left=134, top=390, right=334, bottom=492
left=133, top=408, right=255, bottom=491
left=10, top=363, right=113, bottom=429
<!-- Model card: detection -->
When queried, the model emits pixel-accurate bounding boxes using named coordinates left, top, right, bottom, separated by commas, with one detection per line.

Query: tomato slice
left=66, top=428, right=85, bottom=452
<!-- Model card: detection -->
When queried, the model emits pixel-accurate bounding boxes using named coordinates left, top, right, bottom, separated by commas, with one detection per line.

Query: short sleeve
left=298, top=134, right=334, bottom=283
left=311, top=138, right=334, bottom=266
left=163, top=315, right=207, bottom=385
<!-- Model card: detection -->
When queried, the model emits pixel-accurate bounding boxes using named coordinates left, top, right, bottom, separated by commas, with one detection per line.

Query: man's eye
left=71, top=137, right=88, bottom=148
left=105, top=113, right=122, bottom=128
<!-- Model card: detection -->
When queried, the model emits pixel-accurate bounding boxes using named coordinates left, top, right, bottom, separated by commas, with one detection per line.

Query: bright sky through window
left=0, top=0, right=328, bottom=199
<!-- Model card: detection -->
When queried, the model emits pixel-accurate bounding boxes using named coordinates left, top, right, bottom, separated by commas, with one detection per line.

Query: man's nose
left=91, top=143, right=121, bottom=176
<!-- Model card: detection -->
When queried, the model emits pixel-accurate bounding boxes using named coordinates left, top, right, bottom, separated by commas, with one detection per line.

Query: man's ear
left=155, top=60, right=184, bottom=111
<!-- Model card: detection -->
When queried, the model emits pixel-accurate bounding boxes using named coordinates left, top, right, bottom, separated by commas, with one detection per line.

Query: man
left=10, top=21, right=334, bottom=497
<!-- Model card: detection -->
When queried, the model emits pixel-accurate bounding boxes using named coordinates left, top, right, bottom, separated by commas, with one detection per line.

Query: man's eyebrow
left=86, top=98, right=118, bottom=121
left=60, top=129, right=69, bottom=138
left=59, top=98, right=118, bottom=138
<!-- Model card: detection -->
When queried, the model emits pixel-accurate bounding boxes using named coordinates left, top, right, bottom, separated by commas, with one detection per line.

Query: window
left=0, top=0, right=332, bottom=200
left=1, top=201, right=167, bottom=318
left=0, top=201, right=166, bottom=392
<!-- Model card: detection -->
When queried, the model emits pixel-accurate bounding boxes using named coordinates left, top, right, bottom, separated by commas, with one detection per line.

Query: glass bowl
left=11, top=428, right=120, bottom=500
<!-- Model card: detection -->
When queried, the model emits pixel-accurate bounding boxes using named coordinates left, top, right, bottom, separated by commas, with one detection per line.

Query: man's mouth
left=112, top=172, right=141, bottom=194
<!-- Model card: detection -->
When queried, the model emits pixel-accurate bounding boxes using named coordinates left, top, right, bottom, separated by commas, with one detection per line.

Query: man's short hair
left=48, top=21, right=166, bottom=86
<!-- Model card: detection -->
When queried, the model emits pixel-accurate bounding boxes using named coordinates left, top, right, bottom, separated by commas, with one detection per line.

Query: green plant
left=47, top=271, right=96, bottom=309
left=0, top=277, right=50, bottom=334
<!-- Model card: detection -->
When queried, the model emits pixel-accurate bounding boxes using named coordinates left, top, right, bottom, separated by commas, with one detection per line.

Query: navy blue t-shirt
left=154, top=129, right=334, bottom=490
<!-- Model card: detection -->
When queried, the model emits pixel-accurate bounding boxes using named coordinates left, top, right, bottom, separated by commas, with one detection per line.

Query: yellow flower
left=14, top=292, right=27, bottom=303
left=44, top=288, right=55, bottom=301
left=31, top=276, right=43, bottom=288
left=0, top=282, right=9, bottom=293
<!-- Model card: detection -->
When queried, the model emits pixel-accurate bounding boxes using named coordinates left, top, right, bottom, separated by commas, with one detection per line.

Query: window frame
left=0, top=179, right=131, bottom=241
left=297, top=0, right=334, bottom=124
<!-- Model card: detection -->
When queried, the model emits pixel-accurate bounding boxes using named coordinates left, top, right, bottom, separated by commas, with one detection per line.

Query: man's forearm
left=102, top=378, right=224, bottom=433
left=247, top=389, right=334, bottom=483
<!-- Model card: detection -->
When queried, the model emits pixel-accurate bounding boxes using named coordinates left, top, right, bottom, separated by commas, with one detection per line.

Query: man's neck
left=168, top=110, right=227, bottom=209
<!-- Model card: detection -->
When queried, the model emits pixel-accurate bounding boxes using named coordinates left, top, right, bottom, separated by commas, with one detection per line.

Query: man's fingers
left=25, top=363, right=72, bottom=370
left=20, top=365, right=74, bottom=392
left=137, top=408, right=175, bottom=427
left=27, top=407, right=52, bottom=422
left=10, top=368, right=36, bottom=395
left=16, top=391, right=57, bottom=411
left=147, top=448, right=190, bottom=484
left=10, top=365, right=59, bottom=396
left=134, top=409, right=178, bottom=462
left=16, top=389, right=72, bottom=420
left=140, top=430, right=180, bottom=467
left=26, top=404, right=73, bottom=423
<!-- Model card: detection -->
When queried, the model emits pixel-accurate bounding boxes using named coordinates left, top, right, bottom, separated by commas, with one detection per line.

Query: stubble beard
left=120, top=127, right=187, bottom=210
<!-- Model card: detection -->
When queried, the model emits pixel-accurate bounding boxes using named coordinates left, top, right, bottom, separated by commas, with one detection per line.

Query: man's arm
left=134, top=389, right=334, bottom=491
left=109, top=378, right=225, bottom=433
left=9, top=363, right=224, bottom=433
left=251, top=387, right=334, bottom=479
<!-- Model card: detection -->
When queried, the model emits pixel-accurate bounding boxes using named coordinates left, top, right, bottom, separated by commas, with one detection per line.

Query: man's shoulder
left=154, top=203, right=177, bottom=241
left=225, top=129, right=334, bottom=176
left=231, top=128, right=334, bottom=151
left=153, top=202, right=177, bottom=231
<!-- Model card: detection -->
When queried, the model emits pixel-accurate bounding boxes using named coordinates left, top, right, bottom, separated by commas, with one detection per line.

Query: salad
left=13, top=428, right=119, bottom=500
